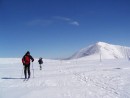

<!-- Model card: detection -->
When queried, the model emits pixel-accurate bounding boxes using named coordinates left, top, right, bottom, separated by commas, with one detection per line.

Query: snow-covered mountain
left=69, top=42, right=130, bottom=60
left=1, top=43, right=130, bottom=98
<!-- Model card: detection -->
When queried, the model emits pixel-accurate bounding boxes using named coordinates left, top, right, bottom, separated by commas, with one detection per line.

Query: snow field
left=0, top=58, right=130, bottom=98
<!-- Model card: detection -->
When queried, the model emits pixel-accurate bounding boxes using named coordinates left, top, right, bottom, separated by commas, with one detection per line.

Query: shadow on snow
left=1, top=77, right=24, bottom=80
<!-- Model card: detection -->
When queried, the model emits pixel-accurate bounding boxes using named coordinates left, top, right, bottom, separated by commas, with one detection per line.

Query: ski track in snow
left=0, top=59, right=130, bottom=98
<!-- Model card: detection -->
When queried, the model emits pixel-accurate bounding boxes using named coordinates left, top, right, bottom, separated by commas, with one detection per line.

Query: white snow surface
left=0, top=57, right=130, bottom=98
left=69, top=42, right=130, bottom=60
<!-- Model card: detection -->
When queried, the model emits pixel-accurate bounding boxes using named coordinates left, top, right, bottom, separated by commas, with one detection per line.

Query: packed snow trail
left=0, top=59, right=130, bottom=98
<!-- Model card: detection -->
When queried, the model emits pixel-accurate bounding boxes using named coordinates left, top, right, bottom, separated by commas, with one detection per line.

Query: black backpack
left=38, top=59, right=43, bottom=64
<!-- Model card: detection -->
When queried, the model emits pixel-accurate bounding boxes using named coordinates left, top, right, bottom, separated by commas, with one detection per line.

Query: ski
left=23, top=78, right=29, bottom=82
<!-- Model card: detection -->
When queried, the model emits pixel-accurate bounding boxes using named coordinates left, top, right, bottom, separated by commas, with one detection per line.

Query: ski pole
left=21, top=67, right=24, bottom=79
left=32, top=62, right=34, bottom=78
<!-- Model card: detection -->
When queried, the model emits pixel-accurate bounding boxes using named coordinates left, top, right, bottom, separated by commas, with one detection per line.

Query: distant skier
left=38, top=57, right=43, bottom=70
left=22, top=51, right=34, bottom=79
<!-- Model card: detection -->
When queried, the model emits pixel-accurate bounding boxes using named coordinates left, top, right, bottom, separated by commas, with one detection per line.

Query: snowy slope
left=0, top=58, right=130, bottom=98
left=69, top=42, right=130, bottom=60
left=1, top=42, right=130, bottom=98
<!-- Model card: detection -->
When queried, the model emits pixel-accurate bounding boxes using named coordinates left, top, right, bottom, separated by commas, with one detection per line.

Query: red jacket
left=22, top=55, right=34, bottom=65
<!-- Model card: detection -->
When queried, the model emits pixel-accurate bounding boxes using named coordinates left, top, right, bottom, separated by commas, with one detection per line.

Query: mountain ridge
left=68, top=42, right=130, bottom=60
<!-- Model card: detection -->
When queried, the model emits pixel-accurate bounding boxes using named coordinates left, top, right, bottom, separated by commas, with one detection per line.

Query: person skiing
left=22, top=51, right=34, bottom=79
left=38, top=57, right=43, bottom=70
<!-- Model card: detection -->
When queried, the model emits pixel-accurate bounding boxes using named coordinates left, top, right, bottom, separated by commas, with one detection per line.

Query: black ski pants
left=24, top=64, right=30, bottom=79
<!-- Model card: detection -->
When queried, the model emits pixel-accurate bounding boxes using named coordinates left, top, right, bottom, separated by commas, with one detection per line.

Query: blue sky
left=0, top=0, right=130, bottom=58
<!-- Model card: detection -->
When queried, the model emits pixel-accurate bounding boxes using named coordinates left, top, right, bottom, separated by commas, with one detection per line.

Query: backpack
left=38, top=59, right=43, bottom=64
left=23, top=55, right=30, bottom=65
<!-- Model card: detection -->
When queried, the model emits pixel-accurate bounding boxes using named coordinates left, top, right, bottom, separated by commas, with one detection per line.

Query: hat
left=39, top=57, right=42, bottom=59
left=26, top=51, right=30, bottom=55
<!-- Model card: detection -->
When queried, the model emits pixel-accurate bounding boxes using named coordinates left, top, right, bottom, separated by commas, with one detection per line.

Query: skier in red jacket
left=22, top=51, right=34, bottom=79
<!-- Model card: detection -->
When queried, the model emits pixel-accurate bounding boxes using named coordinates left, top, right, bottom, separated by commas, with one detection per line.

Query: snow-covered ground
left=0, top=58, right=130, bottom=98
